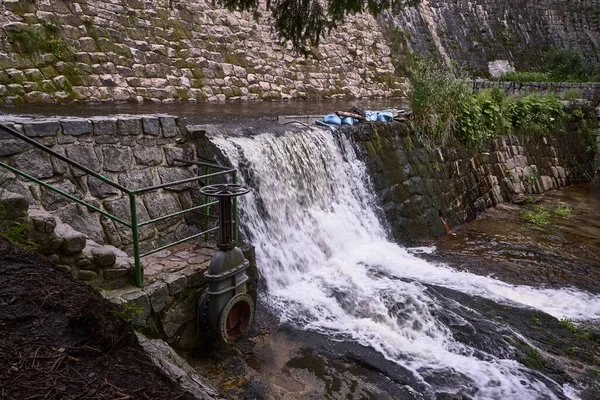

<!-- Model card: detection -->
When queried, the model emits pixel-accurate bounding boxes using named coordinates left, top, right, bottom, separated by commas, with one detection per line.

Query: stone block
left=133, top=147, right=163, bottom=166
left=162, top=274, right=187, bottom=295
left=164, top=147, right=195, bottom=166
left=88, top=176, right=120, bottom=198
left=12, top=150, right=54, bottom=179
left=104, top=268, right=129, bottom=279
left=156, top=167, right=196, bottom=191
left=92, top=118, right=118, bottom=136
left=76, top=270, right=98, bottom=281
left=102, top=146, right=133, bottom=172
left=181, top=267, right=206, bottom=288
left=55, top=223, right=87, bottom=254
left=142, top=117, right=161, bottom=136
left=23, top=121, right=59, bottom=138
left=142, top=191, right=181, bottom=230
left=61, top=119, right=92, bottom=136
left=118, top=169, right=154, bottom=190
left=118, top=117, right=142, bottom=136
left=161, top=292, right=197, bottom=338
left=92, top=246, right=117, bottom=268
left=103, top=198, right=154, bottom=243
left=144, top=281, right=170, bottom=313
left=159, top=117, right=178, bottom=138
left=121, top=290, right=151, bottom=322
left=0, top=140, right=28, bottom=156
left=65, top=145, right=101, bottom=177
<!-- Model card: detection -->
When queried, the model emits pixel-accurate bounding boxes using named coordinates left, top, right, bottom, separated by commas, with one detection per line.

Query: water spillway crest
left=213, top=128, right=600, bottom=399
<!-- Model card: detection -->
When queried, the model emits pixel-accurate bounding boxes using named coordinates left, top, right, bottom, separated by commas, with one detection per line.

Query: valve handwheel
left=200, top=184, right=250, bottom=197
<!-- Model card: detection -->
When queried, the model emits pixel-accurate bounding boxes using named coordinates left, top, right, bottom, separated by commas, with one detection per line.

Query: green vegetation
left=410, top=65, right=570, bottom=148
left=521, top=348, right=546, bottom=370
left=522, top=206, right=551, bottom=226
left=522, top=205, right=576, bottom=226
left=6, top=21, right=74, bottom=61
left=0, top=204, right=34, bottom=250
left=561, top=88, right=583, bottom=101
left=498, top=49, right=600, bottom=83
left=109, top=302, right=146, bottom=328
left=553, top=205, right=574, bottom=217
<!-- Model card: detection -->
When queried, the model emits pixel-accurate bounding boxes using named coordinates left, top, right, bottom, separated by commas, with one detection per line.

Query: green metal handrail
left=0, top=123, right=238, bottom=288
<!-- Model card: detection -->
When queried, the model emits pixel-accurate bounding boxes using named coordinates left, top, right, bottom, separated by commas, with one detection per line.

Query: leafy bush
left=505, top=94, right=565, bottom=135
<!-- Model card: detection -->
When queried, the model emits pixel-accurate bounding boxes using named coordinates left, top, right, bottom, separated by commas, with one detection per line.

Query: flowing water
left=212, top=127, right=600, bottom=399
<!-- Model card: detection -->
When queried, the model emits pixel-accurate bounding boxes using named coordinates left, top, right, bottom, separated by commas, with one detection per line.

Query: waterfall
left=212, top=127, right=600, bottom=399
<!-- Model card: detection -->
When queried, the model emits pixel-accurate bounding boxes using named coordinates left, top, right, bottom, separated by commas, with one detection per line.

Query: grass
left=522, top=206, right=551, bottom=226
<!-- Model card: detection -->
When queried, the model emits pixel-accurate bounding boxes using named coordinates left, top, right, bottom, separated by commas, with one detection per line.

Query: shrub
left=409, top=64, right=472, bottom=146
left=505, top=94, right=565, bottom=135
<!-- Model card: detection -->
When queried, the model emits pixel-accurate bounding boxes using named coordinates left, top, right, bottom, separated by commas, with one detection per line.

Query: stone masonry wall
left=350, top=116, right=595, bottom=243
left=0, top=114, right=205, bottom=253
left=0, top=0, right=404, bottom=105
left=387, top=0, right=600, bottom=76
left=469, top=80, right=600, bottom=105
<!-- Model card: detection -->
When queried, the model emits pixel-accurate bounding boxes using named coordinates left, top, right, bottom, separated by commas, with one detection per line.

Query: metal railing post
left=233, top=171, right=238, bottom=244
left=204, top=165, right=210, bottom=241
left=129, top=192, right=143, bottom=288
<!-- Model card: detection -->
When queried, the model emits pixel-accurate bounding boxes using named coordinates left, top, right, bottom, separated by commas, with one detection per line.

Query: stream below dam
left=190, top=127, right=600, bottom=400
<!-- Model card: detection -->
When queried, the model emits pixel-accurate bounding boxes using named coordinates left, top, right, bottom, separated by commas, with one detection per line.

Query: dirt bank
left=0, top=238, right=194, bottom=400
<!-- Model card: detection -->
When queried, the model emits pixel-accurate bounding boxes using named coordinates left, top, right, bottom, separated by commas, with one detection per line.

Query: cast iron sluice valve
left=196, top=183, right=254, bottom=344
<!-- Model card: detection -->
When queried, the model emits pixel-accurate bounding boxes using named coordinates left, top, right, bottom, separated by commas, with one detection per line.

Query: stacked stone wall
left=387, top=0, right=600, bottom=76
left=0, top=0, right=404, bottom=105
left=0, top=114, right=205, bottom=253
left=350, top=118, right=596, bottom=243
left=469, top=80, right=600, bottom=105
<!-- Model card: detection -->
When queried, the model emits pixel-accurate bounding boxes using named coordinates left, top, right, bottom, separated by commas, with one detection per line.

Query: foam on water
left=213, top=128, right=599, bottom=399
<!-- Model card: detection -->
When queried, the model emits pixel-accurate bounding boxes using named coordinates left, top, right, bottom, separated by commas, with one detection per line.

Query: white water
left=213, top=128, right=600, bottom=399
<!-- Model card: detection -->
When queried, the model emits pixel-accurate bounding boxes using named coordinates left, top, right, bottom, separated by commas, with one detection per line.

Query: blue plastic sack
left=365, top=110, right=378, bottom=122
left=341, top=117, right=354, bottom=126
left=377, top=111, right=393, bottom=122
left=323, top=113, right=342, bottom=125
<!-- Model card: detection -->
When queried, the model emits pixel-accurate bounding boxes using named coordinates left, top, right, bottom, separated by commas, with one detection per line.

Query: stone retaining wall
left=0, top=114, right=206, bottom=252
left=469, top=80, right=600, bottom=105
left=0, top=0, right=404, bottom=105
left=350, top=110, right=596, bottom=242
left=387, top=0, right=600, bottom=76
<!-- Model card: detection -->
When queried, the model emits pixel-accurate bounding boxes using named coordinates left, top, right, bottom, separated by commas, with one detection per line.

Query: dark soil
left=0, top=238, right=194, bottom=400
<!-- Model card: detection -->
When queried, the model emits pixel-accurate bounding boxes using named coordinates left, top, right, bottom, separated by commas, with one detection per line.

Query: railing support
left=128, top=192, right=143, bottom=288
